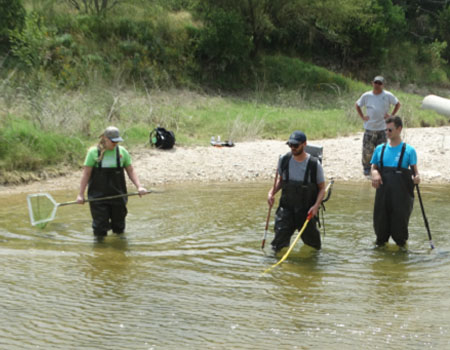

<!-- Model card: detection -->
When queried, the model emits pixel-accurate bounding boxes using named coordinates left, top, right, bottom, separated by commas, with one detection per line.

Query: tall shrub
left=195, top=8, right=253, bottom=88
left=9, top=12, right=51, bottom=69
left=0, top=0, right=26, bottom=54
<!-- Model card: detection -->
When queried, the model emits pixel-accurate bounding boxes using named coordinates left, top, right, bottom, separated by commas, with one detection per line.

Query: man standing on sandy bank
left=370, top=116, right=420, bottom=247
left=267, top=131, right=326, bottom=252
left=356, top=76, right=401, bottom=176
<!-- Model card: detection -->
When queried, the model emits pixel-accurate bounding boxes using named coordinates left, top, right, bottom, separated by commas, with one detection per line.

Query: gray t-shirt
left=278, top=154, right=325, bottom=183
left=356, top=90, right=399, bottom=131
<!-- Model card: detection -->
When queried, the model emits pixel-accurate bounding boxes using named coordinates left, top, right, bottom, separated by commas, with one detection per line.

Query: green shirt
left=84, top=145, right=132, bottom=168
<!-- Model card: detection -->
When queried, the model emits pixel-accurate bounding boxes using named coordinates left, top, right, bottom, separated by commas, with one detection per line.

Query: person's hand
left=384, top=113, right=391, bottom=119
left=363, top=115, right=370, bottom=121
left=138, top=186, right=147, bottom=197
left=371, top=169, right=383, bottom=188
left=308, top=204, right=319, bottom=218
left=413, top=174, right=420, bottom=185
left=76, top=194, right=85, bottom=204
left=267, top=191, right=275, bottom=207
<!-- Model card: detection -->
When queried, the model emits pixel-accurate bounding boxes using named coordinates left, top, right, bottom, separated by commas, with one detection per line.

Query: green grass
left=1, top=60, right=449, bottom=183
left=1, top=84, right=447, bottom=154
left=158, top=98, right=360, bottom=144
left=0, top=117, right=84, bottom=172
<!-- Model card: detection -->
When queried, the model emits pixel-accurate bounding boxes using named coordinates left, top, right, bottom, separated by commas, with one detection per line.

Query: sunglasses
left=385, top=128, right=394, bottom=132
left=374, top=81, right=383, bottom=85
left=288, top=143, right=301, bottom=148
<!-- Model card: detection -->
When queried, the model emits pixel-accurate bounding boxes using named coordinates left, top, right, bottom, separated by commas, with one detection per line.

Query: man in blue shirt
left=370, top=116, right=420, bottom=247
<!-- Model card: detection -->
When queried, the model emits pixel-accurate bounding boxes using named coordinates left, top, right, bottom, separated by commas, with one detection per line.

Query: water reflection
left=83, top=236, right=131, bottom=291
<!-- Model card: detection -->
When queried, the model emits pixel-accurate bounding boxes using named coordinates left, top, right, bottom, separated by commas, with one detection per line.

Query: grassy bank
left=1, top=77, right=448, bottom=185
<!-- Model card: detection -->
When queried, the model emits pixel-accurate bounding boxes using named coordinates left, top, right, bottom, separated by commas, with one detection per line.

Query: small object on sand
left=210, top=137, right=235, bottom=147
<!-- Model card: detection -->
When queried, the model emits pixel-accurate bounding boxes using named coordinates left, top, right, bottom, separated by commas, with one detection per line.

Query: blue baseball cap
left=286, top=130, right=307, bottom=145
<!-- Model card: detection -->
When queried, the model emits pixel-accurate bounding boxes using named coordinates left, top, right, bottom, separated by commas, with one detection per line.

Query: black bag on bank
left=150, top=127, right=175, bottom=149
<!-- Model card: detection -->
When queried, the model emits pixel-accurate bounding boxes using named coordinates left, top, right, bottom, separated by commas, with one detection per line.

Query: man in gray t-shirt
left=267, top=131, right=326, bottom=252
left=278, top=154, right=325, bottom=183
left=356, top=76, right=400, bottom=176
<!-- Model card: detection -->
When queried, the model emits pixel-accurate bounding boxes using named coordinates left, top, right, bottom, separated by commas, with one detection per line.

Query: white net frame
left=27, top=193, right=59, bottom=226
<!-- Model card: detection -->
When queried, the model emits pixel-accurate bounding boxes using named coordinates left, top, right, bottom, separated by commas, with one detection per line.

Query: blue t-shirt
left=370, top=142, right=417, bottom=169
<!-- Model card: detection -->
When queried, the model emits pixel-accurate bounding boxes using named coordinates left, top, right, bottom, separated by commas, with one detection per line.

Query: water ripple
left=0, top=182, right=450, bottom=349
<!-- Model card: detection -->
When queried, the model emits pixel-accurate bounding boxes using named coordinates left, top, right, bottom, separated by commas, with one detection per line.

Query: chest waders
left=373, top=143, right=414, bottom=246
left=87, top=147, right=128, bottom=237
left=272, top=153, right=321, bottom=251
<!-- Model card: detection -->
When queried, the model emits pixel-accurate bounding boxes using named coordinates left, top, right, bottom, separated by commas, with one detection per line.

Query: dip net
left=27, top=193, right=58, bottom=228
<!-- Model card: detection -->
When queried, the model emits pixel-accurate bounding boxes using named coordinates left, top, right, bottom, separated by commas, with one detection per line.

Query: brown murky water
left=0, top=182, right=449, bottom=349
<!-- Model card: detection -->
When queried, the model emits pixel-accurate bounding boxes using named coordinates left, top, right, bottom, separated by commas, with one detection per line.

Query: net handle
left=59, top=190, right=156, bottom=207
left=27, top=190, right=159, bottom=226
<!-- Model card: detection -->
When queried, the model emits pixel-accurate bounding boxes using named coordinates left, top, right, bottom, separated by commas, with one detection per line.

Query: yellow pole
left=263, top=180, right=334, bottom=274
left=263, top=212, right=312, bottom=274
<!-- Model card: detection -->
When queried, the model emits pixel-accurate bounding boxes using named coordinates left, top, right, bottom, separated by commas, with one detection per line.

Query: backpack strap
left=307, top=156, right=318, bottom=184
left=280, top=152, right=292, bottom=181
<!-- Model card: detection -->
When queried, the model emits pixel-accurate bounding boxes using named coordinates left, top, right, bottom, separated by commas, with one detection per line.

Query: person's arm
left=309, top=181, right=326, bottom=217
left=267, top=174, right=282, bottom=207
left=77, top=166, right=93, bottom=204
left=355, top=104, right=369, bottom=121
left=390, top=102, right=401, bottom=116
left=125, top=165, right=147, bottom=196
left=371, top=164, right=383, bottom=188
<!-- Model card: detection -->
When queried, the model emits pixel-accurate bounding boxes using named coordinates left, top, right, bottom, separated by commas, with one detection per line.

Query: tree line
left=1, top=0, right=450, bottom=89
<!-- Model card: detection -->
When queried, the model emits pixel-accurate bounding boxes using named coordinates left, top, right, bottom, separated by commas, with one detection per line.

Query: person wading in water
left=370, top=116, right=420, bottom=247
left=76, top=126, right=147, bottom=240
left=267, top=131, right=326, bottom=252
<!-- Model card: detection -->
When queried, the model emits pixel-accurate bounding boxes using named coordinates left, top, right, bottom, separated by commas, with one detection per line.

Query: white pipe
left=421, top=94, right=450, bottom=117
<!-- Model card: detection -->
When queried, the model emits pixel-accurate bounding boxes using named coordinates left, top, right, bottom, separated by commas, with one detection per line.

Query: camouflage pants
left=362, top=130, right=386, bottom=171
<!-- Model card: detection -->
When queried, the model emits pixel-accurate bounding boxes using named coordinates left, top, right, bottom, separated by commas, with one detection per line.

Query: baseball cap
left=104, top=126, right=123, bottom=142
left=373, top=76, right=385, bottom=84
left=286, top=130, right=307, bottom=145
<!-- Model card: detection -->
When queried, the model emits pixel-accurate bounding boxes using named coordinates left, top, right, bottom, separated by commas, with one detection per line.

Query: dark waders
left=271, top=155, right=321, bottom=251
left=373, top=143, right=414, bottom=246
left=273, top=207, right=321, bottom=250
left=88, top=147, right=128, bottom=237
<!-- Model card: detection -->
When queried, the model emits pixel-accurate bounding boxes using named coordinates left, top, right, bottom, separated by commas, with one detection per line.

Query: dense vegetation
left=1, top=0, right=450, bottom=184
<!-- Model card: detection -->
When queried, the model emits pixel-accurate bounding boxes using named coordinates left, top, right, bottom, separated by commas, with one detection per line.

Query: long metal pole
left=261, top=157, right=280, bottom=249
left=415, top=184, right=434, bottom=249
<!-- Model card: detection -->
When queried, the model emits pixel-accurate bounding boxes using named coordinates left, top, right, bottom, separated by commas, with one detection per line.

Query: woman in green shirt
left=76, top=126, right=147, bottom=239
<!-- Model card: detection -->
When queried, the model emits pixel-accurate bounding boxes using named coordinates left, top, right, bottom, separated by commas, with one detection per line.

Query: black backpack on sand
left=150, top=127, right=175, bottom=149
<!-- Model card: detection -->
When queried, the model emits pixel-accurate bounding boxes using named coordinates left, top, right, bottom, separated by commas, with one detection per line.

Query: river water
left=0, top=181, right=449, bottom=349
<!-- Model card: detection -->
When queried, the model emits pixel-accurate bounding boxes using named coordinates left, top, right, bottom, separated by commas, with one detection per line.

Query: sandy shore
left=1, top=126, right=450, bottom=195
